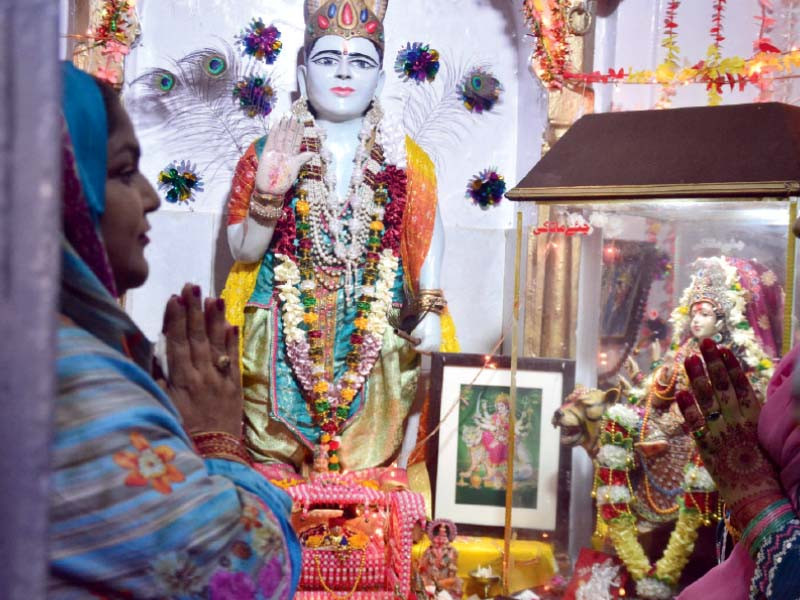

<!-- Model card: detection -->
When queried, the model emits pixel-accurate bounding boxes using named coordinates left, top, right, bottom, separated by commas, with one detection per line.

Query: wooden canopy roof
left=508, top=102, right=800, bottom=201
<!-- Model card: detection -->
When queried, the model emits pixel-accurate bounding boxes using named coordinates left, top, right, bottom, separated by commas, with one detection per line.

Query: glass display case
left=501, top=102, right=800, bottom=598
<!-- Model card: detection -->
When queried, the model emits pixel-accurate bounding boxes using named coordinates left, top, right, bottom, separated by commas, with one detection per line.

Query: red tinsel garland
left=522, top=0, right=571, bottom=89
left=711, top=0, right=726, bottom=49
left=271, top=191, right=298, bottom=259
left=374, top=166, right=407, bottom=256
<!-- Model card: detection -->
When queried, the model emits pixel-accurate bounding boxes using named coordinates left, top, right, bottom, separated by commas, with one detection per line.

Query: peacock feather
left=399, top=57, right=476, bottom=169
left=124, top=42, right=272, bottom=188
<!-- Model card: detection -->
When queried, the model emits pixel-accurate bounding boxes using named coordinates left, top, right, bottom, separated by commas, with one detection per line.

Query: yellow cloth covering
left=412, top=536, right=555, bottom=597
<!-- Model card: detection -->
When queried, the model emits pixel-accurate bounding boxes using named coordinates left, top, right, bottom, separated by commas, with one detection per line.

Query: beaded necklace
left=275, top=99, right=405, bottom=471
left=291, top=98, right=385, bottom=302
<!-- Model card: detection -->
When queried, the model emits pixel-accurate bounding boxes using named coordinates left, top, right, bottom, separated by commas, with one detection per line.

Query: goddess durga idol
left=222, top=0, right=458, bottom=478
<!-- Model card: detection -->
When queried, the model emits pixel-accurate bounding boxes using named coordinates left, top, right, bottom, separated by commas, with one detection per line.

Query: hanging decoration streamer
left=522, top=0, right=571, bottom=90
left=71, top=0, right=140, bottom=87
left=711, top=0, right=726, bottom=49
left=467, top=169, right=506, bottom=209
left=754, top=0, right=778, bottom=102
left=236, top=18, right=283, bottom=64
left=655, top=1, right=681, bottom=108
left=233, top=75, right=277, bottom=118
left=522, top=0, right=789, bottom=106
left=460, top=67, right=503, bottom=113
left=395, top=43, right=440, bottom=83
left=157, top=161, right=204, bottom=205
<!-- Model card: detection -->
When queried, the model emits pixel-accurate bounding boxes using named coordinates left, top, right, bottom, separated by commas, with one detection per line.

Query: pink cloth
left=678, top=345, right=800, bottom=599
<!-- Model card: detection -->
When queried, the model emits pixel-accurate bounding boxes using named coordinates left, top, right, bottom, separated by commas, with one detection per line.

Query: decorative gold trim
left=784, top=199, right=797, bottom=356
left=507, top=181, right=800, bottom=201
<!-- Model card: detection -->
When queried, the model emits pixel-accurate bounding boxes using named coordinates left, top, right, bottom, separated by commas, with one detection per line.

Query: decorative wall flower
left=233, top=75, right=277, bottom=118
left=236, top=18, right=282, bottom=64
left=395, top=42, right=440, bottom=83
left=466, top=169, right=506, bottom=209
left=460, top=67, right=502, bottom=113
left=157, top=160, right=204, bottom=204
left=113, top=432, right=185, bottom=494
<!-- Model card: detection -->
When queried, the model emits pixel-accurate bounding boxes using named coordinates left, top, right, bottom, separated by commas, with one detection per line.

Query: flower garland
left=522, top=0, right=790, bottom=105
left=655, top=0, right=680, bottom=108
left=593, top=406, right=719, bottom=599
left=72, top=0, right=140, bottom=87
left=272, top=102, right=407, bottom=472
left=522, top=0, right=571, bottom=89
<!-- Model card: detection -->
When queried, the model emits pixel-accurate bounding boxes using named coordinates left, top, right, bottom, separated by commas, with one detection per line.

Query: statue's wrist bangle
left=251, top=189, right=284, bottom=207
left=414, top=289, right=447, bottom=316
left=249, top=197, right=284, bottom=225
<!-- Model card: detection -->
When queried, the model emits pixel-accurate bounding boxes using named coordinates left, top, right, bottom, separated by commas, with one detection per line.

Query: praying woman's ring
left=215, top=355, right=232, bottom=373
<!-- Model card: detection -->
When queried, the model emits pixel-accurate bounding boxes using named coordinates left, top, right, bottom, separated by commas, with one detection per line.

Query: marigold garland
left=274, top=176, right=403, bottom=472
left=593, top=406, right=719, bottom=599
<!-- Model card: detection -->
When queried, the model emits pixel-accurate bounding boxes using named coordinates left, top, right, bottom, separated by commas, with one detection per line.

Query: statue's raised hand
left=255, top=117, right=315, bottom=196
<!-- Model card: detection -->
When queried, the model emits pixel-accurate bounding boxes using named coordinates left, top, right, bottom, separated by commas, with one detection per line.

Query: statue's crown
left=686, top=259, right=733, bottom=315
left=304, top=0, right=387, bottom=53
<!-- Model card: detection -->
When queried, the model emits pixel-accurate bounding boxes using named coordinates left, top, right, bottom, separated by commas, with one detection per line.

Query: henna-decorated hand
left=676, top=338, right=784, bottom=532
left=254, top=117, right=314, bottom=196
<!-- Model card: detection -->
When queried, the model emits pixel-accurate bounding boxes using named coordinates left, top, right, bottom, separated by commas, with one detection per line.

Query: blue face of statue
left=299, top=35, right=385, bottom=122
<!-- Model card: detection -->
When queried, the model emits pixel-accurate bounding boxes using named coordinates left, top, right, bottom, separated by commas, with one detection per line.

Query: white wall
left=121, top=0, right=547, bottom=352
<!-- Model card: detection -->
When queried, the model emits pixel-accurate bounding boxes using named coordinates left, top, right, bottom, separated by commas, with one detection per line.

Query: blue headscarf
left=60, top=62, right=148, bottom=359
left=62, top=62, right=107, bottom=223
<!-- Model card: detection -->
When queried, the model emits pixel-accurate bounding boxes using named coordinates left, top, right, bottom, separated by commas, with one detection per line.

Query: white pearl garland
left=291, top=98, right=391, bottom=302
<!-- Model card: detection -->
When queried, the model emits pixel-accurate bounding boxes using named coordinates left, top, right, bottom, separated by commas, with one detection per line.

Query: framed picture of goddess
left=427, top=353, right=574, bottom=543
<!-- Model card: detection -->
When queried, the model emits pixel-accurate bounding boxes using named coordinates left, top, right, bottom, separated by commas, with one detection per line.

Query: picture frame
left=426, top=353, right=575, bottom=549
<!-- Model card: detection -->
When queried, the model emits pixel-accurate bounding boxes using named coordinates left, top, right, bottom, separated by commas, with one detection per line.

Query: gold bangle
left=414, top=289, right=447, bottom=316
left=251, top=189, right=284, bottom=206
left=249, top=198, right=284, bottom=225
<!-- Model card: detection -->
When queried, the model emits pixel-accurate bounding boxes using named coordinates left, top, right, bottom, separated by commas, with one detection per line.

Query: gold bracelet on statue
left=414, top=289, right=447, bottom=316
left=191, top=431, right=251, bottom=466
left=251, top=189, right=284, bottom=206
left=249, top=196, right=284, bottom=225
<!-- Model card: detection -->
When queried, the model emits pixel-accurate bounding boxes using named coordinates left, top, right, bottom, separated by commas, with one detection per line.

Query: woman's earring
left=712, top=332, right=723, bottom=343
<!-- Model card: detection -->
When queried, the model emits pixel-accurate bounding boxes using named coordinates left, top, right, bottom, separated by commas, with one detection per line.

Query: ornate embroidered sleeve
left=747, top=500, right=800, bottom=599
left=51, top=324, right=300, bottom=598
left=227, top=141, right=261, bottom=226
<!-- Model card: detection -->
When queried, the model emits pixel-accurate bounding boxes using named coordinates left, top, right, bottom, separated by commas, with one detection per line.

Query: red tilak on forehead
left=342, top=40, right=349, bottom=55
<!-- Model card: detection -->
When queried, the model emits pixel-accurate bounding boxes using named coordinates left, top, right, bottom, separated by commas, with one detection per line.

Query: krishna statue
left=221, top=0, right=457, bottom=478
